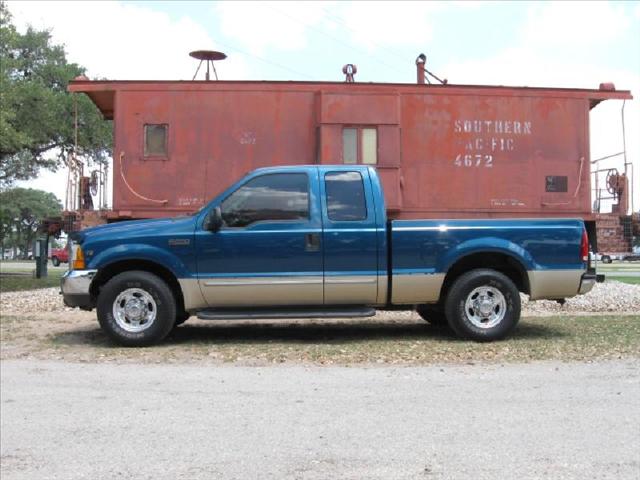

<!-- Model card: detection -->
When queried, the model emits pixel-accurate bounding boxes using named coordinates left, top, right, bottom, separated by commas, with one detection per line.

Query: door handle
left=305, top=233, right=320, bottom=252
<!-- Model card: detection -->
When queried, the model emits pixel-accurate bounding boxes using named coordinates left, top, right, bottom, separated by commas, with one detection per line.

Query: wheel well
left=90, top=260, right=185, bottom=313
left=441, top=253, right=530, bottom=298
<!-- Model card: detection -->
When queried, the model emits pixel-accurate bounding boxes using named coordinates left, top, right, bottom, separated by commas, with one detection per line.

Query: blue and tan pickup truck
left=61, top=165, right=600, bottom=346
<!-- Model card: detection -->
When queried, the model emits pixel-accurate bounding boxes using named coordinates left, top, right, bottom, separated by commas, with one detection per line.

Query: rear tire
left=97, top=270, right=176, bottom=347
left=601, top=255, right=612, bottom=264
left=444, top=269, right=520, bottom=342
left=416, top=304, right=447, bottom=325
left=51, top=257, right=60, bottom=267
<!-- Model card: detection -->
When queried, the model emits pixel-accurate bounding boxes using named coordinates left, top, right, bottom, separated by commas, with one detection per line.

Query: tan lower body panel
left=324, top=275, right=378, bottom=305
left=528, top=270, right=583, bottom=300
left=391, top=273, right=445, bottom=304
left=199, top=276, right=323, bottom=307
left=182, top=269, right=585, bottom=309
left=376, top=274, right=388, bottom=305
left=183, top=275, right=382, bottom=309
left=178, top=279, right=208, bottom=310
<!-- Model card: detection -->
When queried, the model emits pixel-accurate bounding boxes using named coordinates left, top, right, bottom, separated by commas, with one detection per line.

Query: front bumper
left=578, top=269, right=604, bottom=295
left=60, top=269, right=97, bottom=310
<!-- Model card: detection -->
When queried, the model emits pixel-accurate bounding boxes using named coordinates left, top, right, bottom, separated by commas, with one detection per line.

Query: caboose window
left=144, top=124, right=168, bottom=157
left=361, top=128, right=377, bottom=164
left=342, top=127, right=377, bottom=165
left=342, top=128, right=357, bottom=164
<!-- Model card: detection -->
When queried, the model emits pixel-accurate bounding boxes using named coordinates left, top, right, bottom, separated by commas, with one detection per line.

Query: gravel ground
left=2, top=359, right=639, bottom=480
left=1, top=280, right=639, bottom=317
left=2, top=281, right=638, bottom=365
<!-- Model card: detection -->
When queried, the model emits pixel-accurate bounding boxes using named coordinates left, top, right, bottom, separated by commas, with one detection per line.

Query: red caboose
left=67, top=58, right=634, bottom=251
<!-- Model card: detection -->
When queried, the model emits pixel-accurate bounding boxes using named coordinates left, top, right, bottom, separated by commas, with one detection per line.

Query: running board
left=196, top=307, right=376, bottom=321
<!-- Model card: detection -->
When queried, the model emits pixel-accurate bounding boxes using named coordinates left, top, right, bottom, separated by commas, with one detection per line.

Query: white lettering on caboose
left=452, top=119, right=533, bottom=168
left=454, top=120, right=532, bottom=135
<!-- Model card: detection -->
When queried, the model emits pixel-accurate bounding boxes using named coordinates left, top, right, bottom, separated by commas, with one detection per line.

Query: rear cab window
left=325, top=171, right=367, bottom=221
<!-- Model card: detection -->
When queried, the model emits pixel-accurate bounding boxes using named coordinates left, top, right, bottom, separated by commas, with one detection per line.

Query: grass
left=0, top=270, right=64, bottom=292
left=2, top=314, right=636, bottom=364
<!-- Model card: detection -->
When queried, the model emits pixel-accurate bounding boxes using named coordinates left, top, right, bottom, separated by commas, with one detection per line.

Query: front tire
left=444, top=269, right=520, bottom=342
left=51, top=257, right=60, bottom=267
left=97, top=271, right=176, bottom=347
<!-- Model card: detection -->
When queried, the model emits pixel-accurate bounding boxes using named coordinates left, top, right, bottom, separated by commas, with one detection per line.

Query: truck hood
left=71, top=216, right=197, bottom=243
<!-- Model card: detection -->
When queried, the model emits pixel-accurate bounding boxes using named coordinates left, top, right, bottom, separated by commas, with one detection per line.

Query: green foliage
left=0, top=187, right=62, bottom=257
left=0, top=3, right=112, bottom=185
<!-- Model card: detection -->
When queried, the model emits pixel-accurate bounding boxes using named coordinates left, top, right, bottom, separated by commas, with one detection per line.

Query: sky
left=7, top=0, right=640, bottom=213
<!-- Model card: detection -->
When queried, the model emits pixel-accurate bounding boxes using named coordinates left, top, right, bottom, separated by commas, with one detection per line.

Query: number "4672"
left=454, top=154, right=493, bottom=168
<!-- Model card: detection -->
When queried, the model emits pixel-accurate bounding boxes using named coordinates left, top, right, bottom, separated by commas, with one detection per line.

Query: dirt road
left=2, top=359, right=638, bottom=480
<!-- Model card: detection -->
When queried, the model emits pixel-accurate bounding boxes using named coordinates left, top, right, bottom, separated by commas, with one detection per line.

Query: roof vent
left=190, top=50, right=227, bottom=81
left=342, top=64, right=357, bottom=83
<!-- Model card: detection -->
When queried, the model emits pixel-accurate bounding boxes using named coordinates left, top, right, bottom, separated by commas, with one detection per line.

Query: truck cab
left=194, top=166, right=386, bottom=308
left=62, top=165, right=598, bottom=346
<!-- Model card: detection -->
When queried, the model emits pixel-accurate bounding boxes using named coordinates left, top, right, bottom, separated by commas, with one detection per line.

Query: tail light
left=580, top=229, right=589, bottom=262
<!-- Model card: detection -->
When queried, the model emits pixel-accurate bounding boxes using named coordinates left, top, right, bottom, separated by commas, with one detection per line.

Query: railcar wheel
left=444, top=269, right=520, bottom=342
left=97, top=271, right=176, bottom=347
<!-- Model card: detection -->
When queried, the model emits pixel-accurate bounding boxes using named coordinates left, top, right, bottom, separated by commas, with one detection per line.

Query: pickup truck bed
left=391, top=218, right=589, bottom=304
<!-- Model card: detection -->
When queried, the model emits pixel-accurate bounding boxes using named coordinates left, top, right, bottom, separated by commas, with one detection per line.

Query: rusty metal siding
left=396, top=93, right=590, bottom=218
left=69, top=80, right=631, bottom=221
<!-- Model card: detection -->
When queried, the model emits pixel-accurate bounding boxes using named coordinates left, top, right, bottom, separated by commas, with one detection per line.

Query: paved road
left=1, top=360, right=639, bottom=480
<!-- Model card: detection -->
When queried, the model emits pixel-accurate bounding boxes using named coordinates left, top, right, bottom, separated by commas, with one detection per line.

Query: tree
left=0, top=188, right=62, bottom=258
left=0, top=3, right=112, bottom=186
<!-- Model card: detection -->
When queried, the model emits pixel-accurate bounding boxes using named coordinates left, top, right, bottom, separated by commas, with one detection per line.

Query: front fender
left=88, top=243, right=192, bottom=279
left=440, top=237, right=535, bottom=273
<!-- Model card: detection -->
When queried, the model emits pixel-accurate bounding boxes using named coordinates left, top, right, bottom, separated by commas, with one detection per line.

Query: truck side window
left=221, top=173, right=309, bottom=228
left=325, top=171, right=367, bottom=221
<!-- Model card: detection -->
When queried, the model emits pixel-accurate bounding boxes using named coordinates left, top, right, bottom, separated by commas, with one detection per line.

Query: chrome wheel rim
left=464, top=286, right=506, bottom=329
left=112, top=288, right=157, bottom=333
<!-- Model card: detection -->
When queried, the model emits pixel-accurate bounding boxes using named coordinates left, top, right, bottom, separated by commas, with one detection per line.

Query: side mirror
left=205, top=207, right=223, bottom=232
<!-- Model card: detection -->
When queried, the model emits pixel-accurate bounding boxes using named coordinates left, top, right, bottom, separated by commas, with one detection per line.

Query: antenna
left=190, top=50, right=227, bottom=81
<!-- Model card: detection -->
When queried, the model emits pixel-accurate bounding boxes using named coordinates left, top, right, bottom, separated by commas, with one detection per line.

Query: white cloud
left=215, top=0, right=439, bottom=57
left=521, top=1, right=631, bottom=48
left=332, top=1, right=439, bottom=50
left=215, top=1, right=328, bottom=55
left=8, top=0, right=248, bottom=80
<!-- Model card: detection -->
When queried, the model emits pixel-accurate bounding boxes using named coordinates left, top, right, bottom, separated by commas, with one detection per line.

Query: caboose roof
left=68, top=79, right=632, bottom=120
